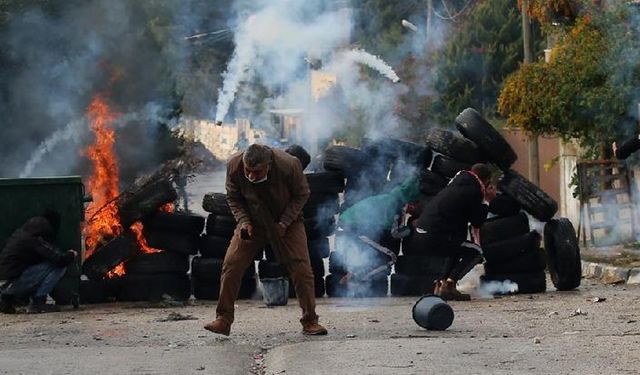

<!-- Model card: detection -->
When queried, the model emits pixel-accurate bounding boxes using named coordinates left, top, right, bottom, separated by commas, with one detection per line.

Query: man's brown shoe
left=302, top=322, right=328, bottom=336
left=436, top=280, right=471, bottom=301
left=204, top=319, right=231, bottom=336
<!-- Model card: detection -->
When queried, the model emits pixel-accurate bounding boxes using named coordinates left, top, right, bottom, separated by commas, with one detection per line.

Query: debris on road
left=533, top=337, right=542, bottom=344
left=569, top=308, right=588, bottom=317
left=590, top=297, right=606, bottom=303
left=155, top=312, right=198, bottom=322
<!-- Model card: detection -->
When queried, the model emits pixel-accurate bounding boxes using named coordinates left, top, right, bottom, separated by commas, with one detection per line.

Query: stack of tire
left=195, top=193, right=257, bottom=300
left=117, top=212, right=204, bottom=302
left=390, top=241, right=452, bottom=296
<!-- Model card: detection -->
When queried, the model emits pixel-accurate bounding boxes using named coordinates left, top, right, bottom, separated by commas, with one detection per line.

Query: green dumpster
left=0, top=176, right=86, bottom=306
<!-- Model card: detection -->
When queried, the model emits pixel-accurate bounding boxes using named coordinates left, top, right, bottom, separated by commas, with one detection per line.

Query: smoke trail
left=337, top=49, right=400, bottom=83
left=478, top=280, right=519, bottom=297
left=214, top=36, right=257, bottom=123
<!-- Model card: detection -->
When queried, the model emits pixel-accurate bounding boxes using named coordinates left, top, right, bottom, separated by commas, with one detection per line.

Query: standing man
left=0, top=210, right=77, bottom=314
left=204, top=144, right=327, bottom=336
left=411, top=163, right=497, bottom=301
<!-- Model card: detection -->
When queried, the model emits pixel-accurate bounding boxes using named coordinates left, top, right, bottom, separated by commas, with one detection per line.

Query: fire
left=159, top=202, right=175, bottom=213
left=130, top=222, right=162, bottom=254
left=106, top=262, right=126, bottom=279
left=83, top=95, right=122, bottom=259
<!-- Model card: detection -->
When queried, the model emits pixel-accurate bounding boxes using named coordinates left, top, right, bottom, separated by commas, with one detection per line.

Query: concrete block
left=627, top=268, right=640, bottom=284
left=600, top=265, right=630, bottom=284
left=581, top=262, right=603, bottom=279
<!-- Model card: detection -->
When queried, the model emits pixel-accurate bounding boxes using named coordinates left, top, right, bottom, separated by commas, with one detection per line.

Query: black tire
left=484, top=249, right=546, bottom=275
left=125, top=251, right=189, bottom=274
left=480, top=271, right=546, bottom=294
left=192, top=276, right=220, bottom=300
left=395, top=255, right=452, bottom=277
left=191, top=256, right=256, bottom=281
left=325, top=273, right=388, bottom=297
left=430, top=154, right=471, bottom=179
left=328, top=250, right=391, bottom=276
left=305, top=172, right=345, bottom=194
left=142, top=212, right=205, bottom=235
left=142, top=230, right=199, bottom=255
left=304, top=217, right=335, bottom=240
left=544, top=218, right=581, bottom=290
left=238, top=277, right=257, bottom=299
left=309, top=237, right=330, bottom=258
left=322, top=146, right=367, bottom=176
left=258, top=260, right=287, bottom=279
left=79, top=278, right=119, bottom=304
left=379, top=232, right=401, bottom=256
left=82, top=232, right=138, bottom=281
left=489, top=193, right=522, bottom=217
left=198, top=235, right=230, bottom=259
left=205, top=214, right=237, bottom=238
left=390, top=273, right=439, bottom=296
left=424, top=128, right=483, bottom=164
left=482, top=231, right=541, bottom=264
left=288, top=274, right=326, bottom=298
left=419, top=169, right=449, bottom=196
left=454, top=108, right=517, bottom=170
left=362, top=137, right=433, bottom=167
left=116, top=273, right=191, bottom=301
left=285, top=144, right=311, bottom=170
left=480, top=212, right=530, bottom=246
left=498, top=169, right=558, bottom=222
left=202, top=193, right=232, bottom=216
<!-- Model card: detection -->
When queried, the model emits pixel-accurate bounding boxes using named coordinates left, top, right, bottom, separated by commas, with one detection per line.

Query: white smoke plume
left=336, top=49, right=400, bottom=83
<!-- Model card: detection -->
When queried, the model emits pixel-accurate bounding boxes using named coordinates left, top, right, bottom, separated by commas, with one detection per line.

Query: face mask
left=245, top=174, right=268, bottom=184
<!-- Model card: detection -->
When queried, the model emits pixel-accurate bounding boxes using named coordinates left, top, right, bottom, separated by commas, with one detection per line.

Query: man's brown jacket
left=225, top=147, right=310, bottom=230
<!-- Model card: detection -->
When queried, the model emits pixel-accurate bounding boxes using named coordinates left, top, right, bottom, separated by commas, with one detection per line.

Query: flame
left=83, top=94, right=122, bottom=259
left=159, top=202, right=175, bottom=213
left=106, top=262, right=125, bottom=279
left=130, top=222, right=162, bottom=254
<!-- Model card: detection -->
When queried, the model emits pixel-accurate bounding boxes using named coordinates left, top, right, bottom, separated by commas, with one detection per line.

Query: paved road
left=0, top=278, right=639, bottom=374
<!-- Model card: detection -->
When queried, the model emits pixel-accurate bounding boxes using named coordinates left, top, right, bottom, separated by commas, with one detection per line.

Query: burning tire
left=118, top=180, right=178, bottom=228
left=480, top=212, right=530, bottom=246
left=202, top=193, right=232, bottom=216
left=483, top=249, right=546, bottom=275
left=142, top=212, right=205, bottom=235
left=325, top=273, right=388, bottom=297
left=482, top=231, right=541, bottom=264
left=480, top=271, right=546, bottom=294
left=198, top=235, right=231, bottom=259
left=419, top=169, right=449, bottom=196
left=82, top=232, right=138, bottom=281
left=544, top=218, right=581, bottom=291
left=394, top=255, right=451, bottom=277
left=117, top=273, right=191, bottom=302
left=205, top=214, right=237, bottom=238
left=498, top=169, right=558, bottom=222
left=454, top=107, right=517, bottom=170
left=430, top=154, right=472, bottom=179
left=142, top=230, right=199, bottom=255
left=488, top=193, right=522, bottom=217
left=124, top=251, right=189, bottom=274
left=424, top=128, right=483, bottom=164
left=390, top=273, right=438, bottom=296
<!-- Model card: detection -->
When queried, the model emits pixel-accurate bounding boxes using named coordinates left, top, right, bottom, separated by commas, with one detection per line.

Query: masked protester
left=204, top=144, right=327, bottom=336
left=0, top=210, right=77, bottom=314
left=411, top=163, right=497, bottom=301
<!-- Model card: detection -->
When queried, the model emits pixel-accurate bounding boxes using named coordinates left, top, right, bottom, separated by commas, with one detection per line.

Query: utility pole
left=522, top=0, right=540, bottom=186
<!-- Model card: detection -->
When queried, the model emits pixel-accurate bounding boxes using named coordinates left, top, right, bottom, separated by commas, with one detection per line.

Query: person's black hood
left=21, top=216, right=56, bottom=241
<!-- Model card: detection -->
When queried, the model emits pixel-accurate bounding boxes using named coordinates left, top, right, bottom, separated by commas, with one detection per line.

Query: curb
left=581, top=261, right=640, bottom=285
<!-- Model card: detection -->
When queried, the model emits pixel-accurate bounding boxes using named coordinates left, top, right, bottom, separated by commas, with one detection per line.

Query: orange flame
left=83, top=94, right=122, bottom=259
left=106, top=262, right=126, bottom=279
left=159, top=203, right=175, bottom=213
left=130, top=222, right=162, bottom=254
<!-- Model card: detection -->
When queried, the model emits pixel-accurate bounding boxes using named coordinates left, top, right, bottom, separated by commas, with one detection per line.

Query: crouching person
left=0, top=210, right=77, bottom=314
left=411, top=163, right=496, bottom=301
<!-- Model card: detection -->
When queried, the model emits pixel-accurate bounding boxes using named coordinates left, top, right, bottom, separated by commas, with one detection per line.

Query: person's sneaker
left=302, top=322, right=328, bottom=336
left=0, top=297, right=16, bottom=314
left=204, top=319, right=231, bottom=336
left=436, top=280, right=471, bottom=301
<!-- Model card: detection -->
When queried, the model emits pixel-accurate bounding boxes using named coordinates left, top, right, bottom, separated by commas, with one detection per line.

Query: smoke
left=336, top=49, right=400, bottom=83
left=459, top=266, right=518, bottom=298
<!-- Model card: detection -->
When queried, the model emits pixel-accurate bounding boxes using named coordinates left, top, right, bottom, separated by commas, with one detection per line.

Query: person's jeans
left=1, top=262, right=66, bottom=300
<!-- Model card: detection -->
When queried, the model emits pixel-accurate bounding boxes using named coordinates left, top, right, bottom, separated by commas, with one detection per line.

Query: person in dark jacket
left=0, top=210, right=77, bottom=314
left=613, top=135, right=640, bottom=160
left=411, top=163, right=496, bottom=301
